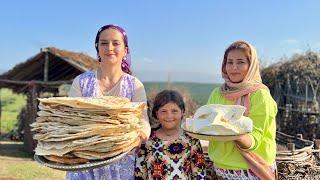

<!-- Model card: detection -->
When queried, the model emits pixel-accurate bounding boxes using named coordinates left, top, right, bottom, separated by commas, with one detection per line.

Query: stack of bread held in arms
left=31, top=96, right=145, bottom=165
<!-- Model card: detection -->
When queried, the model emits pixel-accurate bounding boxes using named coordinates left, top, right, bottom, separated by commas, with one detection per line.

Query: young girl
left=135, top=90, right=206, bottom=180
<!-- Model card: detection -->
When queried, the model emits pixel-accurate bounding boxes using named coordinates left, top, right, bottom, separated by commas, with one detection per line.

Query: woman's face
left=98, top=28, right=127, bottom=65
left=225, top=49, right=250, bottom=83
left=156, top=102, right=183, bottom=131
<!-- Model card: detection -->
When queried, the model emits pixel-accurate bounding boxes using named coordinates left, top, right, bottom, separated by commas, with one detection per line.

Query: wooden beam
left=0, top=79, right=72, bottom=85
left=44, top=52, right=49, bottom=81
left=0, top=88, right=2, bottom=135
left=62, top=57, right=89, bottom=72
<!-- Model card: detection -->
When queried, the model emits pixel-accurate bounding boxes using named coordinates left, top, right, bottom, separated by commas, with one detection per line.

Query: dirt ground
left=0, top=140, right=65, bottom=180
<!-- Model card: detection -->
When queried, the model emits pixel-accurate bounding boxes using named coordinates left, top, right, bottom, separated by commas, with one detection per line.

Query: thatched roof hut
left=0, top=47, right=98, bottom=94
left=261, top=51, right=320, bottom=140
left=0, top=47, right=98, bottom=153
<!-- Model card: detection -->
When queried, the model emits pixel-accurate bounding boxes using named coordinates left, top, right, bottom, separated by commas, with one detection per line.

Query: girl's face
left=156, top=102, right=183, bottom=130
left=98, top=28, right=127, bottom=65
left=225, top=49, right=250, bottom=83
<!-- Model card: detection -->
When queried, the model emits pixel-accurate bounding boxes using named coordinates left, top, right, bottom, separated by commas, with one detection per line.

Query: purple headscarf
left=95, top=24, right=132, bottom=75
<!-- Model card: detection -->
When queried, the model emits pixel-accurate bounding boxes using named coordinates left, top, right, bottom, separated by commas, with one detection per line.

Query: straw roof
left=261, top=51, right=320, bottom=96
left=0, top=47, right=98, bottom=93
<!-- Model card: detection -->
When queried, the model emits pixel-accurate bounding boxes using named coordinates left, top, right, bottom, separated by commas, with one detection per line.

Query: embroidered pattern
left=135, top=131, right=206, bottom=180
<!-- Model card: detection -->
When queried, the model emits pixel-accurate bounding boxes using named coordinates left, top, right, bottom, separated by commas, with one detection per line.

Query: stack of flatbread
left=31, top=96, right=145, bottom=165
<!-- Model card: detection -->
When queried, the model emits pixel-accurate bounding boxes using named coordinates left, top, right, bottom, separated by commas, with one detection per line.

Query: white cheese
left=186, top=104, right=253, bottom=135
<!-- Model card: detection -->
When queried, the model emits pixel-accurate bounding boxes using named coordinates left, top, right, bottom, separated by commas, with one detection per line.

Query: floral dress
left=135, top=131, right=206, bottom=180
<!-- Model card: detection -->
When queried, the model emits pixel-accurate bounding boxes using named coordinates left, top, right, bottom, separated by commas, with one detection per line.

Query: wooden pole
left=44, top=52, right=49, bottom=81
left=0, top=79, right=72, bottom=85
left=0, top=88, right=2, bottom=135
left=305, top=83, right=308, bottom=111
left=24, top=83, right=39, bottom=153
left=286, top=74, right=291, bottom=103
left=296, top=134, right=303, bottom=139
left=314, top=139, right=320, bottom=157
left=287, top=143, right=295, bottom=152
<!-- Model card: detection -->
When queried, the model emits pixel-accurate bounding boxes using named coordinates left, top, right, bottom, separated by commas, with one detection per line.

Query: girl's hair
left=151, top=90, right=185, bottom=119
left=95, top=24, right=132, bottom=75
left=222, top=40, right=252, bottom=74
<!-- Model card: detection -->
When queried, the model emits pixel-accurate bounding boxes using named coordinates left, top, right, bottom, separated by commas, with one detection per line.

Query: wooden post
left=305, top=83, right=308, bottom=111
left=0, top=88, right=2, bottom=135
left=286, top=74, right=291, bottom=103
left=314, top=139, right=320, bottom=156
left=287, top=143, right=295, bottom=151
left=44, top=52, right=49, bottom=82
left=24, top=82, right=38, bottom=153
left=296, top=134, right=303, bottom=139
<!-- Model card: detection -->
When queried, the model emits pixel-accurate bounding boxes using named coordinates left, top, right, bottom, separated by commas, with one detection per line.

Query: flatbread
left=73, top=137, right=139, bottom=160
left=39, top=96, right=131, bottom=109
left=44, top=155, right=89, bottom=165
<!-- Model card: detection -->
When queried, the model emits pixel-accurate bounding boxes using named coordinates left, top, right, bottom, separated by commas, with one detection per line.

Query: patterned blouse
left=135, top=131, right=206, bottom=180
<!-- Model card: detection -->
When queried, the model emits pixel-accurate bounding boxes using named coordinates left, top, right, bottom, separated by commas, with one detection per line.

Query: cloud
left=140, top=57, right=154, bottom=63
left=283, top=38, right=298, bottom=44
left=292, top=48, right=303, bottom=54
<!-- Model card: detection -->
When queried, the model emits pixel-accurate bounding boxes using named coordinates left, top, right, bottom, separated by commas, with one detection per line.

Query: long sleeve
left=68, top=75, right=82, bottom=97
left=247, top=89, right=277, bottom=152
left=132, top=78, right=151, bottom=139
left=191, top=139, right=206, bottom=180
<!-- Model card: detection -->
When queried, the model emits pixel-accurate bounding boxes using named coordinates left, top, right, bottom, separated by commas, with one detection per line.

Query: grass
left=0, top=141, right=65, bottom=180
left=0, top=88, right=26, bottom=134
left=0, top=160, right=66, bottom=180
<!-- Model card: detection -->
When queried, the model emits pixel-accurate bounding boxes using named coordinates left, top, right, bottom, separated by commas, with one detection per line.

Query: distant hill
left=143, top=81, right=220, bottom=105
left=134, top=70, right=222, bottom=84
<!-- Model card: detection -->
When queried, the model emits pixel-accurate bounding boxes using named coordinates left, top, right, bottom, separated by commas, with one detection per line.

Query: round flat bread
left=44, top=155, right=89, bottom=165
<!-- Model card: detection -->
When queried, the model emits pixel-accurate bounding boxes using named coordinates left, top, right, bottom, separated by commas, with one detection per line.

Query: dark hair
left=151, top=90, right=185, bottom=120
left=95, top=24, right=132, bottom=75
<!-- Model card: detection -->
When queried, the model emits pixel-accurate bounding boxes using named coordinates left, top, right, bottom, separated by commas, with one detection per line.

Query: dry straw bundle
left=276, top=131, right=320, bottom=179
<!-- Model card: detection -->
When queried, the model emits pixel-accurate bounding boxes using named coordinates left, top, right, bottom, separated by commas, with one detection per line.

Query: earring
left=98, top=55, right=101, bottom=62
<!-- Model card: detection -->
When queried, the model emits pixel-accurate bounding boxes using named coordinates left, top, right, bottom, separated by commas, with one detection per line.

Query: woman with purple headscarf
left=66, top=24, right=151, bottom=180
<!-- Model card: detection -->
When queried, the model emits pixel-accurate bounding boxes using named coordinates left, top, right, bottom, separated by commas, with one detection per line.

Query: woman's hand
left=138, top=130, right=148, bottom=143
left=234, top=134, right=252, bottom=150
left=135, top=130, right=147, bottom=149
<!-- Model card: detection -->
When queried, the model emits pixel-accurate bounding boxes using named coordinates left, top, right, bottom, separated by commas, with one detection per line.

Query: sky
left=1, top=0, right=320, bottom=83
